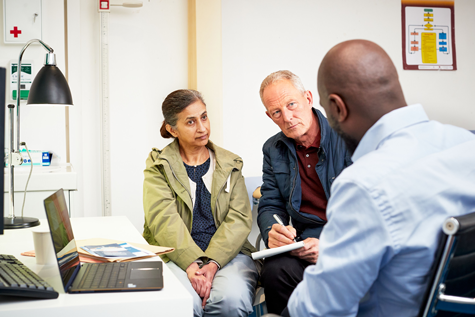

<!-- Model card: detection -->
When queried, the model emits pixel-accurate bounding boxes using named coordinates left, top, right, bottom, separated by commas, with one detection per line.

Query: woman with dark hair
left=143, top=89, right=258, bottom=317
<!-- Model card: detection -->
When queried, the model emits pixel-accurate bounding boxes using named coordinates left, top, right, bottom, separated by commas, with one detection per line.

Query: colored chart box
left=411, top=32, right=419, bottom=36
left=421, top=33, right=437, bottom=63
left=439, top=41, right=447, bottom=45
left=411, top=41, right=419, bottom=44
left=439, top=47, right=447, bottom=52
left=439, top=33, right=447, bottom=39
left=411, top=46, right=419, bottom=51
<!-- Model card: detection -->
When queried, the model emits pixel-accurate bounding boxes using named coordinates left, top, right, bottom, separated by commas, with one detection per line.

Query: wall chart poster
left=401, top=0, right=456, bottom=70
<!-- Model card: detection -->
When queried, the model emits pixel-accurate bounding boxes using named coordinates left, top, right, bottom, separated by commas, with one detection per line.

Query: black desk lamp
left=4, top=39, right=73, bottom=229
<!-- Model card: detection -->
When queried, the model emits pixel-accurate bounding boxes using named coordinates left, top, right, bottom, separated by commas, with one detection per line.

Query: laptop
left=43, top=188, right=163, bottom=293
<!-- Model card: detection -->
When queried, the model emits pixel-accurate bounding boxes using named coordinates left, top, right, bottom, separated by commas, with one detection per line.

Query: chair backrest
left=244, top=176, right=263, bottom=248
left=418, top=211, right=475, bottom=317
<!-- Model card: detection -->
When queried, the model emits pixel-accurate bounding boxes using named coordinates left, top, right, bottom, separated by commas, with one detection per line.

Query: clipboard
left=251, top=241, right=305, bottom=260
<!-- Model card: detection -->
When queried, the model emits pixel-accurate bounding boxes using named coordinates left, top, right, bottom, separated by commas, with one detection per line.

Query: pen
left=273, top=214, right=297, bottom=242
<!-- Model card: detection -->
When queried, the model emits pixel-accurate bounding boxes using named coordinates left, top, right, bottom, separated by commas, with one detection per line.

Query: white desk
left=0, top=216, right=193, bottom=317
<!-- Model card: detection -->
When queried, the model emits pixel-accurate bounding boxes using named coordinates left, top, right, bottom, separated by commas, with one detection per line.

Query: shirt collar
left=352, top=104, right=429, bottom=162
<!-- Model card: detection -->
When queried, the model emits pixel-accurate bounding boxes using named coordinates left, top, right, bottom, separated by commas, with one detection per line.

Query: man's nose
left=282, top=109, right=292, bottom=123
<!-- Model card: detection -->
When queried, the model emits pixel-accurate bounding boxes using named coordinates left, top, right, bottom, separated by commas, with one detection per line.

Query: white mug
left=32, top=230, right=56, bottom=265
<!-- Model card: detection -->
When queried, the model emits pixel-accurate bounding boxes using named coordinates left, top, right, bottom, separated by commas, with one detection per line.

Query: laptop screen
left=44, top=188, right=81, bottom=291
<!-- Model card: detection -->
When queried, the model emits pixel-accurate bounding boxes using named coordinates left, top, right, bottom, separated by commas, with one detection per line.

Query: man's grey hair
left=259, top=70, right=307, bottom=103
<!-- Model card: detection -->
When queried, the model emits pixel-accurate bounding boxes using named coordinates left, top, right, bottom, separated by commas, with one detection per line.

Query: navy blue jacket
left=257, top=108, right=352, bottom=247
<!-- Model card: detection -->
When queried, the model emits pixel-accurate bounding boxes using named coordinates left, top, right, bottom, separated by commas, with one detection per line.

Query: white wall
left=67, top=0, right=102, bottom=221
left=66, top=0, right=188, bottom=231
left=107, top=1, right=188, bottom=230
left=222, top=0, right=475, bottom=178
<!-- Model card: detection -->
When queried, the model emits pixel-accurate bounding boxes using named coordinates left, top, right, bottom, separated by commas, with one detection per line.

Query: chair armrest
left=439, top=294, right=475, bottom=305
left=436, top=289, right=475, bottom=314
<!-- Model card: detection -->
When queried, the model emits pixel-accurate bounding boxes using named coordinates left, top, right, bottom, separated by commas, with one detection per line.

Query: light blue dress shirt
left=288, top=104, right=475, bottom=317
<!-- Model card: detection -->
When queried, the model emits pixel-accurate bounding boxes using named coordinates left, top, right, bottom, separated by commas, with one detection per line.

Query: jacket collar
left=352, top=104, right=428, bottom=162
left=155, top=138, right=242, bottom=213
left=274, top=108, right=332, bottom=153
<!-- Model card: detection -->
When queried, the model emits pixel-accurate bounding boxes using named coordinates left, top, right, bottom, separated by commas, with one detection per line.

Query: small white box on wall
left=3, top=0, right=42, bottom=44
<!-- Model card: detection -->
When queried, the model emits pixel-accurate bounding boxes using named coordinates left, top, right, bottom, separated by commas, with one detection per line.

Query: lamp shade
left=27, top=65, right=73, bottom=106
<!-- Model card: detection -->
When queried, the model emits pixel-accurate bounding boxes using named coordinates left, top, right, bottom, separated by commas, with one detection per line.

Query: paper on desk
left=76, top=238, right=174, bottom=263
left=251, top=241, right=305, bottom=260
left=22, top=238, right=174, bottom=263
left=81, top=242, right=155, bottom=259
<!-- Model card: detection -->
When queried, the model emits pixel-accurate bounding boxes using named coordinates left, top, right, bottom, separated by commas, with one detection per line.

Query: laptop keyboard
left=79, top=262, right=129, bottom=289
left=0, top=254, right=59, bottom=299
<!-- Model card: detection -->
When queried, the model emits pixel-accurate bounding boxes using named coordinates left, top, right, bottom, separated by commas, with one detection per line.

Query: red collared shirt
left=295, top=126, right=327, bottom=221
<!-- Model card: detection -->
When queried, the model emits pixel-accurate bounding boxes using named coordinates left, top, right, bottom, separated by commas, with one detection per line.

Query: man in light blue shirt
left=287, top=40, right=475, bottom=317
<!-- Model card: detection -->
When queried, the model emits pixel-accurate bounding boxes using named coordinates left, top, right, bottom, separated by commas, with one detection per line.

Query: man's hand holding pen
left=269, top=214, right=320, bottom=264
left=268, top=222, right=298, bottom=248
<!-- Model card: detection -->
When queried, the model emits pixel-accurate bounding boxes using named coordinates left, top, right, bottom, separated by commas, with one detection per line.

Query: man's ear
left=166, top=124, right=178, bottom=138
left=328, top=93, right=348, bottom=123
left=305, top=90, right=313, bottom=108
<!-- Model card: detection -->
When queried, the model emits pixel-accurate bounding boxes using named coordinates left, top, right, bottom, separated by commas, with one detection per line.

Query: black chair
left=419, top=211, right=475, bottom=317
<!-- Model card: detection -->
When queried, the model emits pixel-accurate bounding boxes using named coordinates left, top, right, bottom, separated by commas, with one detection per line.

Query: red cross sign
left=10, top=26, right=22, bottom=38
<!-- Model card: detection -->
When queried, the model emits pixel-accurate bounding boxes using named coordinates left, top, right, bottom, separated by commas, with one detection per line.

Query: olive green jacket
left=143, top=139, right=256, bottom=271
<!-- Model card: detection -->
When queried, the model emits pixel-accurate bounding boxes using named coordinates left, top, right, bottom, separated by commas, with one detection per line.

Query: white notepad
left=251, top=241, right=305, bottom=260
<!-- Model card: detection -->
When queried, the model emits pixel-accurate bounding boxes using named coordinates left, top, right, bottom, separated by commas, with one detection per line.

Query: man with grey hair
left=257, top=70, right=352, bottom=314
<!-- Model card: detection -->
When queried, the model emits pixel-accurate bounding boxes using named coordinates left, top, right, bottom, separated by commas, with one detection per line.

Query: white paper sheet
left=251, top=241, right=305, bottom=260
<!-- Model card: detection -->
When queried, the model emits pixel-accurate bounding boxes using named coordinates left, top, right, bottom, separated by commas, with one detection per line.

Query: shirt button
left=306, top=154, right=309, bottom=157
left=307, top=165, right=311, bottom=168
